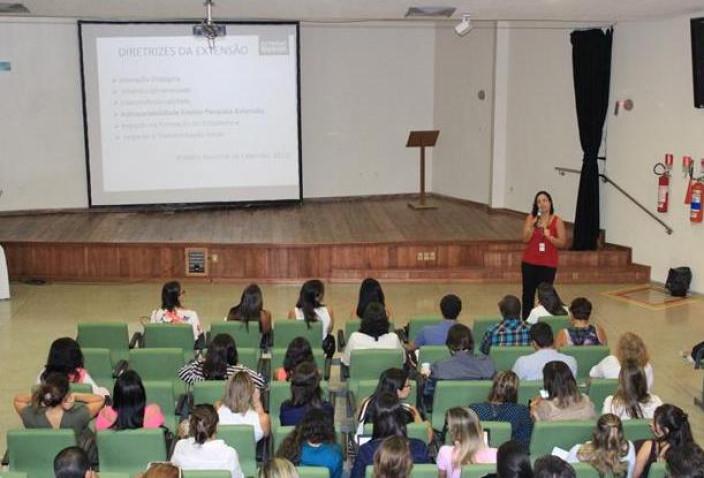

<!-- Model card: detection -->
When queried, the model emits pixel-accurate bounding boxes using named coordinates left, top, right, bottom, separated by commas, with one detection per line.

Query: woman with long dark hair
left=279, top=362, right=334, bottom=426
left=37, top=337, right=109, bottom=396
left=354, top=278, right=391, bottom=320
left=288, top=279, right=334, bottom=341
left=226, top=283, right=272, bottom=335
left=525, top=283, right=568, bottom=325
left=95, top=370, right=164, bottom=430
left=531, top=361, right=595, bottom=421
left=150, top=280, right=203, bottom=343
left=276, top=408, right=343, bottom=478
left=356, top=368, right=423, bottom=433
left=275, top=337, right=315, bottom=382
left=602, top=360, right=662, bottom=420
left=341, top=302, right=402, bottom=366
left=178, top=333, right=265, bottom=388
left=521, top=191, right=567, bottom=320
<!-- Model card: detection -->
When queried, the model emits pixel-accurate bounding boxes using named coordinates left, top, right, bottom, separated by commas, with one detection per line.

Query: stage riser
left=2, top=241, right=648, bottom=283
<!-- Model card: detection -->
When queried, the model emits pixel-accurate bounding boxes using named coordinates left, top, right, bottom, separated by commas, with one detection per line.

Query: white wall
left=606, top=13, right=704, bottom=290
left=0, top=18, right=87, bottom=211
left=432, top=23, right=495, bottom=203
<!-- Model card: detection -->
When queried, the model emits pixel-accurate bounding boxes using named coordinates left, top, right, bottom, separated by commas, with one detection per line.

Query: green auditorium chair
left=417, top=345, right=451, bottom=371
left=237, top=347, right=261, bottom=372
left=431, top=380, right=493, bottom=431
left=296, top=467, right=330, bottom=478
left=361, top=422, right=430, bottom=444
left=192, top=380, right=227, bottom=406
left=365, top=464, right=437, bottom=478
left=272, top=321, right=322, bottom=349
left=82, top=347, right=115, bottom=390
left=471, top=317, right=501, bottom=350
left=210, top=321, right=262, bottom=349
left=530, top=420, right=596, bottom=456
left=128, top=348, right=186, bottom=393
left=461, top=464, right=497, bottom=478
left=648, top=462, right=668, bottom=478
left=540, top=316, right=571, bottom=336
left=100, top=474, right=131, bottom=478
left=183, top=472, right=231, bottom=478
left=272, top=425, right=294, bottom=452
left=517, top=380, right=544, bottom=405
left=407, top=316, right=443, bottom=343
left=218, top=425, right=257, bottom=478
left=586, top=378, right=618, bottom=411
left=143, top=380, right=180, bottom=432
left=97, top=429, right=168, bottom=475
left=77, top=322, right=133, bottom=364
left=68, top=383, right=93, bottom=394
left=0, top=473, right=28, bottom=478
left=489, top=346, right=534, bottom=373
left=6, top=429, right=76, bottom=478
left=623, top=419, right=653, bottom=442
left=570, top=464, right=601, bottom=478
left=143, top=323, right=195, bottom=353
left=348, top=349, right=405, bottom=382
left=558, top=346, right=609, bottom=381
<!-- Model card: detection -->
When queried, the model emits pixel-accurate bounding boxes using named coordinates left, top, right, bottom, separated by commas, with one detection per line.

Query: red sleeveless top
left=522, top=215, right=559, bottom=268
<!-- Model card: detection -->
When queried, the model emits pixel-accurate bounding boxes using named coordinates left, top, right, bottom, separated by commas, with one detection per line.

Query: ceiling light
left=454, top=14, right=473, bottom=36
left=405, top=6, right=456, bottom=18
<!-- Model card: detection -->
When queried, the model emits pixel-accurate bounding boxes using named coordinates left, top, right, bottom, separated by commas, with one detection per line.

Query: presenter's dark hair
left=531, top=190, right=555, bottom=217
left=161, top=281, right=182, bottom=311
left=356, top=278, right=386, bottom=319
left=110, top=370, right=146, bottom=430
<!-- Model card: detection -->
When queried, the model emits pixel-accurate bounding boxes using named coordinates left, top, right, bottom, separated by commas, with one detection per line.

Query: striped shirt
left=177, top=361, right=265, bottom=388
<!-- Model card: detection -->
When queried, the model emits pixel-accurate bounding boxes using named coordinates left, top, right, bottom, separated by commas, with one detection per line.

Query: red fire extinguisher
left=653, top=162, right=669, bottom=212
left=691, top=181, right=704, bottom=223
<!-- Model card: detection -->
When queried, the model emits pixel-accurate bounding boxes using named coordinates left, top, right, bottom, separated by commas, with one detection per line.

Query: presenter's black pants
left=521, top=261, right=557, bottom=320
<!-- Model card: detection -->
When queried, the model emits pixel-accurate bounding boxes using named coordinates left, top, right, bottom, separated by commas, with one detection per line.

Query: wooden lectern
left=406, top=130, right=439, bottom=209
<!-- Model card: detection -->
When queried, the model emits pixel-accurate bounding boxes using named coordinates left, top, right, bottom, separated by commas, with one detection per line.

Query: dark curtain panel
left=570, top=28, right=612, bottom=250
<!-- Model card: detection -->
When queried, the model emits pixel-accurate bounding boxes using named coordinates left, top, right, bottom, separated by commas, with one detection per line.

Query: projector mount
left=193, top=0, right=226, bottom=50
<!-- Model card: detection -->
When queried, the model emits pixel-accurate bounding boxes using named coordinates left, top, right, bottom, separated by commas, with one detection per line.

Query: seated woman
left=633, top=404, right=695, bottom=478
left=37, top=337, right=110, bottom=396
left=496, top=441, right=533, bottom=478
left=275, top=337, right=315, bottom=382
left=437, top=407, right=497, bottom=478
left=276, top=408, right=343, bottom=478
left=288, top=279, right=334, bottom=342
left=373, top=436, right=413, bottom=478
left=350, top=393, right=430, bottom=478
left=171, top=404, right=244, bottom=478
left=470, top=371, right=533, bottom=448
left=353, top=278, right=392, bottom=321
left=178, top=333, right=265, bottom=388
left=226, top=283, right=273, bottom=336
left=602, top=360, right=662, bottom=420
left=526, top=282, right=569, bottom=325
left=560, top=414, right=635, bottom=478
left=342, top=302, right=403, bottom=367
left=258, top=458, right=299, bottom=478
left=555, top=297, right=607, bottom=347
left=150, top=281, right=204, bottom=345
left=96, top=370, right=164, bottom=430
left=217, top=372, right=271, bottom=443
left=590, top=332, right=654, bottom=390
left=531, top=361, right=596, bottom=421
left=280, top=362, right=334, bottom=426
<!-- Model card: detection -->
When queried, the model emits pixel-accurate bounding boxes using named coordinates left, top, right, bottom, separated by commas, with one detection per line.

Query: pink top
left=95, top=403, right=165, bottom=431
left=522, top=216, right=559, bottom=268
left=437, top=445, right=497, bottom=478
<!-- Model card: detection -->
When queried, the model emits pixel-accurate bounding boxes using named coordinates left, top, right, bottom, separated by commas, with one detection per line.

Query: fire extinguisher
left=691, top=181, right=704, bottom=223
left=653, top=162, right=669, bottom=213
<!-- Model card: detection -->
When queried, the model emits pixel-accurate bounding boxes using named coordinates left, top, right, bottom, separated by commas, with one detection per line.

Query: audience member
left=480, top=296, right=531, bottom=355
left=171, top=404, right=243, bottom=478
left=275, top=337, right=315, bottom=382
left=512, top=323, right=577, bottom=381
left=350, top=393, right=430, bottom=478
left=533, top=456, right=575, bottom=478
left=373, top=436, right=413, bottom=478
left=554, top=297, right=606, bottom=347
left=411, top=294, right=462, bottom=349
left=569, top=414, right=635, bottom=478
left=665, top=443, right=704, bottom=478
left=590, top=332, right=653, bottom=390
left=356, top=368, right=423, bottom=432
left=38, top=337, right=109, bottom=396
left=602, top=360, right=662, bottom=420
left=525, top=283, right=568, bottom=325
left=496, top=441, right=533, bottom=478
left=531, top=361, right=595, bottom=421
left=289, top=279, right=334, bottom=341
left=96, top=370, right=164, bottom=430
left=258, top=458, right=299, bottom=478
left=178, top=333, right=265, bottom=387
left=54, top=446, right=95, bottom=478
left=140, top=463, right=181, bottom=478
left=280, top=362, right=334, bottom=426
left=342, top=302, right=403, bottom=367
left=217, top=371, right=271, bottom=442
left=633, top=404, right=695, bottom=478
left=355, top=278, right=391, bottom=320
left=276, top=408, right=343, bottom=478
left=437, top=407, right=497, bottom=478
left=226, top=283, right=273, bottom=335
left=470, top=371, right=533, bottom=448
left=150, top=280, right=203, bottom=343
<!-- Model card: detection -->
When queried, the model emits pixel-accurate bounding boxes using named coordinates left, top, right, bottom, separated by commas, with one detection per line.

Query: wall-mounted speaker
left=691, top=17, right=704, bottom=108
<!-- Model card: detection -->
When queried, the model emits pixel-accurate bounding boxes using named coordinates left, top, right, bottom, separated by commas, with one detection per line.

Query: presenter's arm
left=522, top=215, right=536, bottom=243
left=544, top=216, right=567, bottom=248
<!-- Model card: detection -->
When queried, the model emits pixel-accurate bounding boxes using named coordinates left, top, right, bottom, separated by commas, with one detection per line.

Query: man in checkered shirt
left=480, top=295, right=531, bottom=355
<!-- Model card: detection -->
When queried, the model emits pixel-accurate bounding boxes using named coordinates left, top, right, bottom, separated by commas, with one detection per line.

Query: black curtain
left=570, top=28, right=612, bottom=251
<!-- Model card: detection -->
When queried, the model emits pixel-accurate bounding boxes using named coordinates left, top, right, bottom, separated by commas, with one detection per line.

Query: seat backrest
left=417, top=346, right=450, bottom=370
left=69, top=383, right=93, bottom=394
left=82, top=347, right=115, bottom=390
left=407, top=317, right=442, bottom=342
left=647, top=462, right=668, bottom=478
left=361, top=422, right=429, bottom=444
left=143, top=323, right=194, bottom=351
left=365, top=464, right=437, bottom=478
left=268, top=381, right=330, bottom=420
left=432, top=380, right=493, bottom=430
left=7, top=429, right=76, bottom=478
left=558, top=346, right=610, bottom=380
left=346, top=321, right=360, bottom=341
left=77, top=322, right=129, bottom=351
left=210, top=322, right=262, bottom=349
left=97, top=429, right=167, bottom=475
left=129, top=348, right=185, bottom=382
left=273, top=321, right=322, bottom=348
left=193, top=380, right=227, bottom=405
left=622, top=419, right=653, bottom=442
left=237, top=347, right=260, bottom=371
left=471, top=316, right=501, bottom=347
left=0, top=473, right=29, bottom=478
left=586, top=378, right=618, bottom=411
left=217, top=425, right=257, bottom=477
left=349, top=349, right=405, bottom=381
left=143, top=380, right=177, bottom=414
left=269, top=348, right=326, bottom=380
left=272, top=425, right=295, bottom=452
left=571, top=463, right=601, bottom=478
left=461, top=464, right=497, bottom=478
left=183, top=472, right=232, bottom=478
left=489, top=346, right=534, bottom=373
left=517, top=380, right=544, bottom=405
left=530, top=420, right=596, bottom=456
left=540, top=316, right=571, bottom=336
left=483, top=421, right=512, bottom=448
left=296, top=467, right=330, bottom=478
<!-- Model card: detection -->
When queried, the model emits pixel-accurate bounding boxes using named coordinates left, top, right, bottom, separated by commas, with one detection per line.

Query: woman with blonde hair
left=259, top=458, right=299, bottom=478
left=373, top=436, right=413, bottom=478
left=217, top=372, right=271, bottom=442
left=602, top=360, right=662, bottom=420
left=572, top=414, right=635, bottom=478
left=437, top=407, right=497, bottom=478
left=590, top=332, right=653, bottom=390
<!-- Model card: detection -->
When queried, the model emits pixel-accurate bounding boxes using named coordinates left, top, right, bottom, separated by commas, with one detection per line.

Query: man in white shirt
left=512, top=322, right=577, bottom=381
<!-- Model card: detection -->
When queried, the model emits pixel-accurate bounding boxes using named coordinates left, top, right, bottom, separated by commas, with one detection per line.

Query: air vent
left=405, top=6, right=456, bottom=17
left=185, top=247, right=208, bottom=277
left=0, top=3, right=30, bottom=13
